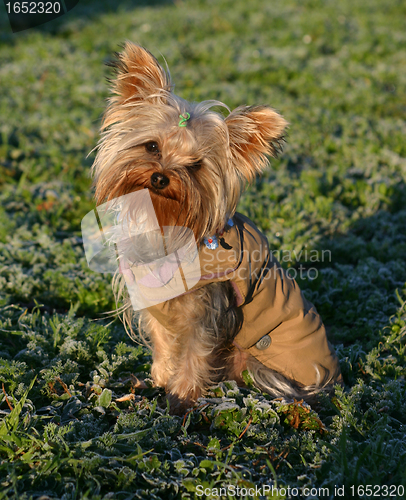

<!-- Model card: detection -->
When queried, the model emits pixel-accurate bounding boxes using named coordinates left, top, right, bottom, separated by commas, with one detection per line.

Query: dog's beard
left=94, top=163, right=217, bottom=243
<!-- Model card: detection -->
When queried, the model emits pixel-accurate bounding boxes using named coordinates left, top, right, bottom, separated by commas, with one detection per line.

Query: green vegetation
left=0, top=0, right=405, bottom=497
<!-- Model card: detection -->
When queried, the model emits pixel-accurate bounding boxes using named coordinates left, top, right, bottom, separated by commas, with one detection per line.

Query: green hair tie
left=178, top=112, right=190, bottom=127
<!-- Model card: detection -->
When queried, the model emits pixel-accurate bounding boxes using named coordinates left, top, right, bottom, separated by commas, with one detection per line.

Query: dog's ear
left=104, top=43, right=171, bottom=127
left=225, top=106, right=288, bottom=182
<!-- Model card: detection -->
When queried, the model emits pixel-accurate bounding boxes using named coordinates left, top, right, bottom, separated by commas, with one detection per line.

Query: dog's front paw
left=167, top=392, right=197, bottom=416
left=151, top=362, right=171, bottom=389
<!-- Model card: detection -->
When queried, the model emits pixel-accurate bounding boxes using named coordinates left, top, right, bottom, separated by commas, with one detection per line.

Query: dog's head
left=92, top=43, right=287, bottom=242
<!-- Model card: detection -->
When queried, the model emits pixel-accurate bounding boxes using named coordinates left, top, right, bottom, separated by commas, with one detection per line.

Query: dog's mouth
left=147, top=186, right=180, bottom=202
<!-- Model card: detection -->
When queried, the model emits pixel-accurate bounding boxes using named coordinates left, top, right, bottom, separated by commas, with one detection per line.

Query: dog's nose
left=150, top=172, right=170, bottom=190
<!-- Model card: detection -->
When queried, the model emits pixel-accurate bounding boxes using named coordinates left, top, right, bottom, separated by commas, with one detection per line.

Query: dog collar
left=203, top=218, right=234, bottom=250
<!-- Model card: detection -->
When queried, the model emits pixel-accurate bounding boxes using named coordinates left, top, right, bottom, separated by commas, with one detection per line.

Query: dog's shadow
left=287, top=179, right=406, bottom=385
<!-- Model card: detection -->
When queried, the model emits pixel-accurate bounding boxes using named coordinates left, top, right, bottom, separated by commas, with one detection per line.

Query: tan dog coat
left=148, top=213, right=341, bottom=388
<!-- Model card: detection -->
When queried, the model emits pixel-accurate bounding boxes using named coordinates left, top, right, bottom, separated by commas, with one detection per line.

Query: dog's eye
left=145, top=141, right=160, bottom=155
left=188, top=160, right=202, bottom=172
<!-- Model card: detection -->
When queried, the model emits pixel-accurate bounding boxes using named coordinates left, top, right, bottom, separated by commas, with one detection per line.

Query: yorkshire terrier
left=91, top=43, right=342, bottom=413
